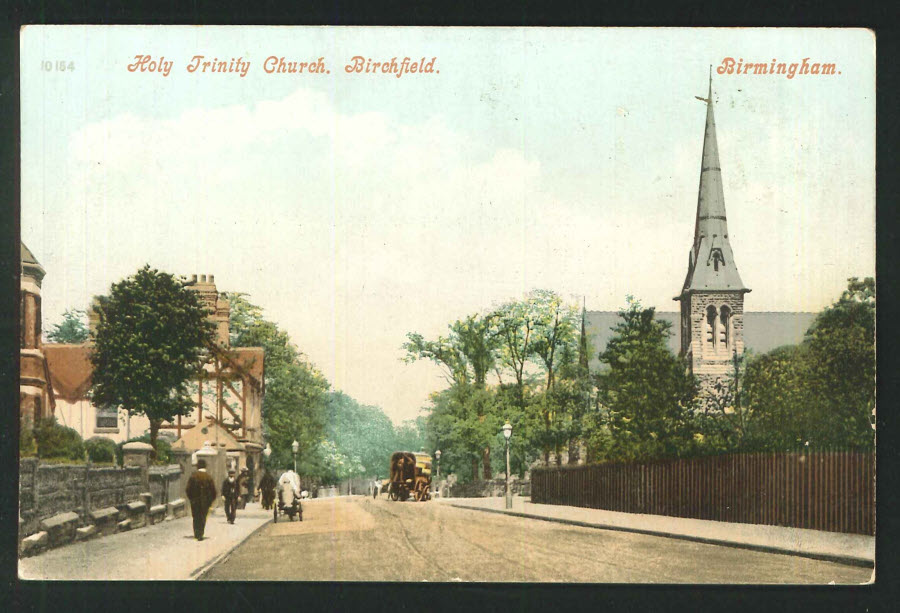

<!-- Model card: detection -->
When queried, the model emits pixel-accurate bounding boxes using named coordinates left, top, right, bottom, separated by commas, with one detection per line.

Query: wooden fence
left=531, top=451, right=874, bottom=535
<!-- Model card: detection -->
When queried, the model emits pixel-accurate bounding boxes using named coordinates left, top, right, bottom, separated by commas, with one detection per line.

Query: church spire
left=679, top=70, right=749, bottom=295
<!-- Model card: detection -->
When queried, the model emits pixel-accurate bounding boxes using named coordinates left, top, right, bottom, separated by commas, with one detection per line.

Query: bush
left=115, top=434, right=172, bottom=465
left=33, top=417, right=86, bottom=461
left=85, top=436, right=117, bottom=463
left=20, top=426, right=37, bottom=457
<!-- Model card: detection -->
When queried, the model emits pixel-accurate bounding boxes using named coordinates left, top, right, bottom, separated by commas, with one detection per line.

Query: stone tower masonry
left=674, top=74, right=751, bottom=393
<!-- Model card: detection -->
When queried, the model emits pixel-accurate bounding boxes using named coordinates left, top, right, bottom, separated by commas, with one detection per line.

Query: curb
left=192, top=516, right=273, bottom=580
left=448, top=503, right=874, bottom=569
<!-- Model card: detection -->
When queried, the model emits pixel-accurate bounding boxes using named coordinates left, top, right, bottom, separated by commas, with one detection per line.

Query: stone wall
left=148, top=464, right=185, bottom=508
left=446, top=477, right=530, bottom=499
left=19, top=458, right=144, bottom=536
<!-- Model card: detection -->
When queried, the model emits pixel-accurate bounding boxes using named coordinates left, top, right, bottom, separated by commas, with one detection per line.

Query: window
left=719, top=306, right=732, bottom=349
left=96, top=407, right=118, bottom=430
left=706, top=305, right=718, bottom=348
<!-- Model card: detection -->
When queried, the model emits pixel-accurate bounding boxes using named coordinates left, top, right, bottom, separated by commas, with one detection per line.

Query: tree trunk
left=482, top=446, right=492, bottom=480
left=471, top=457, right=479, bottom=482
left=148, top=419, right=161, bottom=462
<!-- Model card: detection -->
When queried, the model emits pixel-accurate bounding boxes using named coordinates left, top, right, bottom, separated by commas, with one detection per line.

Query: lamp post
left=435, top=449, right=441, bottom=499
left=292, top=439, right=299, bottom=473
left=502, top=422, right=512, bottom=509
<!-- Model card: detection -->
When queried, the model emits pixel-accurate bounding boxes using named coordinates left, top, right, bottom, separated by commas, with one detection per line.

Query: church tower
left=674, top=73, right=750, bottom=390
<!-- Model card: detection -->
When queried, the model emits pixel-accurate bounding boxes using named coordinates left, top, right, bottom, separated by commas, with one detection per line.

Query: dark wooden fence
left=532, top=451, right=874, bottom=535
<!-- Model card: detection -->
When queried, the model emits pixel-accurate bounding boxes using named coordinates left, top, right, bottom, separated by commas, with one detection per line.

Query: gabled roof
left=171, top=418, right=245, bottom=453
left=44, top=344, right=93, bottom=401
left=678, top=75, right=749, bottom=297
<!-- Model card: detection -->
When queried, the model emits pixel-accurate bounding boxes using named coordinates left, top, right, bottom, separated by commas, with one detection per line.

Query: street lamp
left=435, top=449, right=441, bottom=480
left=291, top=440, right=299, bottom=473
left=502, top=422, right=512, bottom=509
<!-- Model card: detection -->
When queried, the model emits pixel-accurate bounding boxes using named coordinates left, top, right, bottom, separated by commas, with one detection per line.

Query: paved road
left=202, top=496, right=872, bottom=583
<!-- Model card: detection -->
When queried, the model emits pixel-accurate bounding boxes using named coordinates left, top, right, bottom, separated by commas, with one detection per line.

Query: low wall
left=19, top=458, right=143, bottom=536
left=446, top=478, right=530, bottom=499
left=148, top=464, right=185, bottom=508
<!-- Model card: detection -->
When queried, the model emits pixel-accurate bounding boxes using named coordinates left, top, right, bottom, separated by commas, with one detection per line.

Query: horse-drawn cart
left=386, top=451, right=432, bottom=502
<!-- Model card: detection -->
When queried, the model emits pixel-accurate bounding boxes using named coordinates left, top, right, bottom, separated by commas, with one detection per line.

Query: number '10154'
left=42, top=61, right=74, bottom=71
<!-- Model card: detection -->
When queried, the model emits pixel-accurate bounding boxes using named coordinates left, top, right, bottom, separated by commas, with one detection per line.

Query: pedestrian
left=185, top=459, right=217, bottom=540
left=372, top=477, right=379, bottom=499
left=258, top=469, right=276, bottom=510
left=239, top=467, right=251, bottom=509
left=221, top=468, right=240, bottom=524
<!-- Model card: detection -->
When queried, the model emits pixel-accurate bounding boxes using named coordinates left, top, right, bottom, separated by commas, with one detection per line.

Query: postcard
left=17, top=26, right=875, bottom=583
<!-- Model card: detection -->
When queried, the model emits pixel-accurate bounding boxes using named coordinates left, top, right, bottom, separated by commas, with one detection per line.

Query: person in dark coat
left=221, top=468, right=240, bottom=524
left=258, top=470, right=276, bottom=510
left=238, top=468, right=251, bottom=509
left=185, top=459, right=217, bottom=540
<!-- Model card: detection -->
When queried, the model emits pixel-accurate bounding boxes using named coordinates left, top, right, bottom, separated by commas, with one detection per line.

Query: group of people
left=185, top=460, right=282, bottom=540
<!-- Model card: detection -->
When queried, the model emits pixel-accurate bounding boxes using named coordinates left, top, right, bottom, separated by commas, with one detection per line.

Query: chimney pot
left=191, top=274, right=198, bottom=282
left=209, top=274, right=215, bottom=283
left=200, top=275, right=207, bottom=282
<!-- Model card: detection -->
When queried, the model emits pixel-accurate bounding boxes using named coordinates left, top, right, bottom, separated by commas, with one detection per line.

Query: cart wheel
left=389, top=487, right=399, bottom=502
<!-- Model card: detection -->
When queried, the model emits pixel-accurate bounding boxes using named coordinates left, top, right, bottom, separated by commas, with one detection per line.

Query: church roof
left=679, top=75, right=748, bottom=296
left=585, top=310, right=817, bottom=370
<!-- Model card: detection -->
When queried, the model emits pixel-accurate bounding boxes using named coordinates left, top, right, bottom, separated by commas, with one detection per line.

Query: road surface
left=201, top=496, right=872, bottom=583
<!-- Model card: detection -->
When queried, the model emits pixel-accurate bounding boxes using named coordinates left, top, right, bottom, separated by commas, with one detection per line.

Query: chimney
left=191, top=274, right=198, bottom=283
left=200, top=274, right=207, bottom=283
left=209, top=274, right=215, bottom=284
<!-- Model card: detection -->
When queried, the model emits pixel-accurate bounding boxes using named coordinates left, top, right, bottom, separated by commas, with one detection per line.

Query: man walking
left=221, top=468, right=240, bottom=524
left=185, top=459, right=217, bottom=540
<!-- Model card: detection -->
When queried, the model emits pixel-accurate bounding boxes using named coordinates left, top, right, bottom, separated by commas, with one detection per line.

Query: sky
left=20, top=27, right=876, bottom=424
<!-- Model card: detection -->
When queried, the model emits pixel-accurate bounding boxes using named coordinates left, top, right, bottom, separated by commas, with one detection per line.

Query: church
left=587, top=76, right=816, bottom=389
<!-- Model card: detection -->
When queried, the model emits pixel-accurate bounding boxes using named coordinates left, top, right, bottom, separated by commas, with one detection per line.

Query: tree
left=591, top=297, right=697, bottom=462
left=741, top=277, right=875, bottom=450
left=404, top=313, right=500, bottom=478
left=225, top=292, right=329, bottom=472
left=530, top=290, right=579, bottom=390
left=46, top=309, right=89, bottom=343
left=90, top=266, right=213, bottom=457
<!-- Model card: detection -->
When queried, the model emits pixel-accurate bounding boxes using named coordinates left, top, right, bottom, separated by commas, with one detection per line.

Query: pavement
left=18, top=502, right=272, bottom=581
left=439, top=496, right=875, bottom=567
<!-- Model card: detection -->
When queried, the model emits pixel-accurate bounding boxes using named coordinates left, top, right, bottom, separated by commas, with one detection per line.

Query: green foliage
left=90, top=265, right=214, bottom=456
left=85, top=436, right=118, bottom=463
left=590, top=297, right=697, bottom=462
left=33, top=417, right=86, bottom=461
left=225, top=292, right=330, bottom=473
left=20, top=425, right=37, bottom=457
left=46, top=309, right=90, bottom=344
left=739, top=277, right=875, bottom=450
left=115, top=434, right=172, bottom=465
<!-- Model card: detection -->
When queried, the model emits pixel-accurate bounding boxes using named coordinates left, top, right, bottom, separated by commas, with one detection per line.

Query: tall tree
left=46, top=309, right=89, bottom=343
left=90, top=266, right=213, bottom=457
left=225, top=292, right=329, bottom=472
left=592, top=297, right=697, bottom=462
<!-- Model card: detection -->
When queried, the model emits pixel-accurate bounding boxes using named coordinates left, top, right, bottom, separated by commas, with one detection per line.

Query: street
left=201, top=496, right=872, bottom=583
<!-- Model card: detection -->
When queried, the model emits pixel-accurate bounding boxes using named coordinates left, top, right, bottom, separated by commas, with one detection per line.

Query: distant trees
left=90, top=266, right=214, bottom=458
left=227, top=292, right=427, bottom=481
left=46, top=309, right=89, bottom=343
